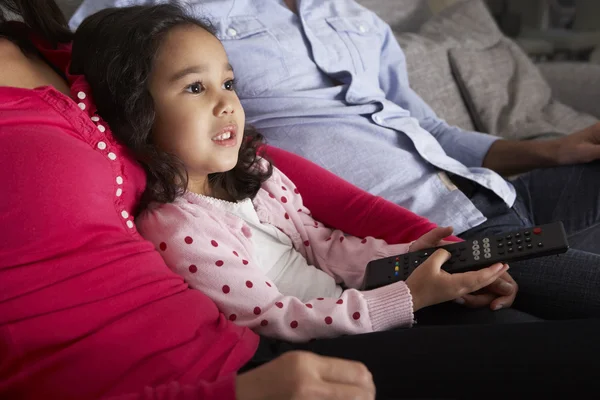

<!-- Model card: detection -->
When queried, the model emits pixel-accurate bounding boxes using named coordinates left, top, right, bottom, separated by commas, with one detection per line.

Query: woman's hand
left=410, top=226, right=455, bottom=252
left=236, top=351, right=375, bottom=400
left=405, top=249, right=509, bottom=312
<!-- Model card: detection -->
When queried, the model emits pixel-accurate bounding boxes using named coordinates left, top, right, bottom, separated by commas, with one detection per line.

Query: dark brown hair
left=69, top=4, right=272, bottom=209
left=0, top=0, right=72, bottom=48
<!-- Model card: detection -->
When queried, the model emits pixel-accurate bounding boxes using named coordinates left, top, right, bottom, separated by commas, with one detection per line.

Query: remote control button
left=515, top=233, right=521, bottom=238
left=497, top=243, right=504, bottom=248
left=484, top=248, right=491, bottom=254
left=497, top=237, right=503, bottom=242
left=517, top=246, right=523, bottom=251
left=515, top=239, right=522, bottom=244
left=506, top=234, right=512, bottom=239
left=473, top=250, right=480, bottom=256
left=538, top=242, right=544, bottom=247
left=472, top=240, right=479, bottom=245
left=484, top=253, right=491, bottom=259
left=472, top=245, right=480, bottom=251
left=525, top=237, right=531, bottom=243
left=420, top=252, right=429, bottom=258
left=414, top=260, right=419, bottom=265
left=524, top=231, right=531, bottom=236
left=395, top=272, right=399, bottom=276
left=474, top=256, right=480, bottom=260
left=507, top=241, right=513, bottom=246
left=483, top=238, right=490, bottom=243
left=527, top=243, right=533, bottom=249
left=508, top=248, right=514, bottom=253
left=533, top=227, right=542, bottom=235
left=395, top=266, right=399, bottom=271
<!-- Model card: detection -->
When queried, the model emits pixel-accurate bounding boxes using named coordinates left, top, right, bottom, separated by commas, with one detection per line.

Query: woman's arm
left=265, top=146, right=461, bottom=243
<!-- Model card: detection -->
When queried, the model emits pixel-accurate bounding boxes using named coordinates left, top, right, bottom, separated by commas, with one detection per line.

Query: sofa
left=58, top=0, right=600, bottom=140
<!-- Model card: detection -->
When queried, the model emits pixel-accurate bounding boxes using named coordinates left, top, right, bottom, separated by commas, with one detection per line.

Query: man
left=70, top=0, right=600, bottom=319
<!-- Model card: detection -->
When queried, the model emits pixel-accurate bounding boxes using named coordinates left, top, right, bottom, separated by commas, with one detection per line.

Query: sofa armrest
left=537, top=62, right=600, bottom=119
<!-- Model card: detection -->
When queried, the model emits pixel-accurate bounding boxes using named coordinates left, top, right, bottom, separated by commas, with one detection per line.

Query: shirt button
left=91, top=116, right=100, bottom=122
left=121, top=210, right=129, bottom=219
left=226, top=28, right=237, bottom=37
left=116, top=176, right=123, bottom=185
left=108, top=152, right=117, bottom=160
left=97, top=141, right=107, bottom=150
left=373, top=115, right=383, bottom=124
left=116, top=188, right=123, bottom=197
left=97, top=124, right=106, bottom=133
left=77, top=91, right=86, bottom=100
left=126, top=220, right=134, bottom=229
left=78, top=102, right=86, bottom=110
left=358, top=24, right=367, bottom=33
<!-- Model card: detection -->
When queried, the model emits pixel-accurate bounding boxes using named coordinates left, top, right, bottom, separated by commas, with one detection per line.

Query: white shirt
left=198, top=196, right=343, bottom=302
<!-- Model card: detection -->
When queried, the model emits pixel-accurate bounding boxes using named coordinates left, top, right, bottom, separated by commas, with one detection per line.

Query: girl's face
left=148, top=25, right=245, bottom=193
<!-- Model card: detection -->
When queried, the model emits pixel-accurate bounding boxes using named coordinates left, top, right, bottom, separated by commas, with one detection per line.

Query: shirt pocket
left=325, top=16, right=381, bottom=75
left=213, top=17, right=289, bottom=96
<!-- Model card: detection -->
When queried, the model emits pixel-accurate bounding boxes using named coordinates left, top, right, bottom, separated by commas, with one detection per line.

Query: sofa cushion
left=449, top=38, right=598, bottom=139
left=395, top=33, right=476, bottom=131
left=415, top=0, right=597, bottom=139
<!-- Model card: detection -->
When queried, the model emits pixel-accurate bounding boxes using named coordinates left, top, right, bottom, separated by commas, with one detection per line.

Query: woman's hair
left=70, top=4, right=272, bottom=209
left=0, top=0, right=72, bottom=49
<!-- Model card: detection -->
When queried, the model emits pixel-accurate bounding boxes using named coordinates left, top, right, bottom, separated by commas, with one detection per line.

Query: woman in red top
left=2, top=1, right=600, bottom=399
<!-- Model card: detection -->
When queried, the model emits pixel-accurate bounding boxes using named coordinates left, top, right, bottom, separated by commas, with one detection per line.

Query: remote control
left=361, top=221, right=569, bottom=290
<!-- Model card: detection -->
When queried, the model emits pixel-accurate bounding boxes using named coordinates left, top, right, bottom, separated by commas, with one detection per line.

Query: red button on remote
left=533, top=227, right=542, bottom=235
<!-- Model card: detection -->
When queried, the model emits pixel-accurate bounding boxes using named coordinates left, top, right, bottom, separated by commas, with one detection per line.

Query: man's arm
left=373, top=16, right=600, bottom=175
left=375, top=18, right=498, bottom=168
left=481, top=139, right=557, bottom=176
left=483, top=122, right=600, bottom=176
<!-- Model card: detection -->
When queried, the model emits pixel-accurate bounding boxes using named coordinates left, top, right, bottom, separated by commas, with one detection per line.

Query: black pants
left=241, top=314, right=600, bottom=399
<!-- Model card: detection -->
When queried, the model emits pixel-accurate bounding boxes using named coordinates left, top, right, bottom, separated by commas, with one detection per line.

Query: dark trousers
left=242, top=317, right=600, bottom=399
left=461, top=161, right=600, bottom=319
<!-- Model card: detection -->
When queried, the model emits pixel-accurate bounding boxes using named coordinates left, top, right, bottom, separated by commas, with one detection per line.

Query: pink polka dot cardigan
left=137, top=164, right=416, bottom=342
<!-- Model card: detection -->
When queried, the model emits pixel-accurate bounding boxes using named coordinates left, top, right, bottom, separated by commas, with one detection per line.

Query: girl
left=70, top=4, right=510, bottom=342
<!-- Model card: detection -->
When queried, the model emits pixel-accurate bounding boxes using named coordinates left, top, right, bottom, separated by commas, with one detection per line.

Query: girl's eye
left=223, top=79, right=236, bottom=91
left=185, top=82, right=204, bottom=94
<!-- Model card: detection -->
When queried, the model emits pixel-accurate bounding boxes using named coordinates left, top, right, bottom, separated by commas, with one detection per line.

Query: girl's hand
left=405, top=248, right=509, bottom=312
left=410, top=226, right=455, bottom=252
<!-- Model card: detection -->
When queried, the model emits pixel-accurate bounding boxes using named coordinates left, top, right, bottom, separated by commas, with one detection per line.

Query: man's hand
left=483, top=122, right=600, bottom=176
left=236, top=351, right=375, bottom=400
left=553, top=122, right=600, bottom=165
left=410, top=226, right=455, bottom=252
left=455, top=271, right=518, bottom=311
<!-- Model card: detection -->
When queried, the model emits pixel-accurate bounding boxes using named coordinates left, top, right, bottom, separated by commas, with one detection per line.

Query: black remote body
left=361, top=222, right=569, bottom=291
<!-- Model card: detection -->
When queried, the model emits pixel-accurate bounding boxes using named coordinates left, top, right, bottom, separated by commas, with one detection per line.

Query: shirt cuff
left=362, top=281, right=414, bottom=331
left=451, top=130, right=501, bottom=168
